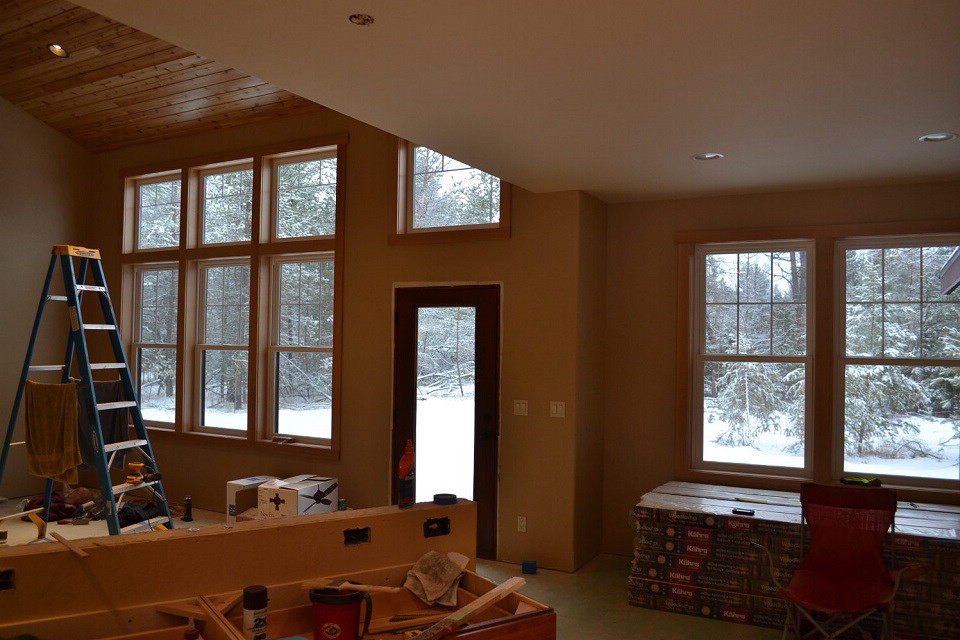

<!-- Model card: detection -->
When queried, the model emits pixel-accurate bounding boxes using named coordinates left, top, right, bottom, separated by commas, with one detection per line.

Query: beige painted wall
left=0, top=98, right=92, bottom=500
left=601, top=181, right=960, bottom=555
left=573, top=192, right=606, bottom=567
left=87, top=108, right=594, bottom=570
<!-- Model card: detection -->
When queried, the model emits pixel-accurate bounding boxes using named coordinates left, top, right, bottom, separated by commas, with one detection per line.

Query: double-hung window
left=681, top=226, right=960, bottom=495
left=124, top=137, right=345, bottom=453
left=840, top=238, right=960, bottom=482
left=693, top=242, right=813, bottom=474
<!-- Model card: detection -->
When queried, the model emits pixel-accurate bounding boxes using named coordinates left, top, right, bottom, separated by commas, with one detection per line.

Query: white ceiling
left=74, top=1, right=960, bottom=202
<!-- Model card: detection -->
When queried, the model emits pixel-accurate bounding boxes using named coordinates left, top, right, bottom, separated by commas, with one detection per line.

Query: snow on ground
left=141, top=402, right=332, bottom=438
left=703, top=411, right=804, bottom=468
left=416, top=395, right=475, bottom=502
left=703, top=409, right=958, bottom=479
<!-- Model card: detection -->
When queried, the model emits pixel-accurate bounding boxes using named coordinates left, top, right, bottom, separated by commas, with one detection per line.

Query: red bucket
left=309, top=588, right=372, bottom=640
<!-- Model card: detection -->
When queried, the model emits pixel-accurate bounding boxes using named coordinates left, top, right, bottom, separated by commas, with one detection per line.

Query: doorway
left=392, top=285, right=500, bottom=558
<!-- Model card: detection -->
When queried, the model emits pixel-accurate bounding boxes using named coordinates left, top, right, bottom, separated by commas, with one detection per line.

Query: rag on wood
left=24, top=380, right=82, bottom=484
left=404, top=550, right=471, bottom=607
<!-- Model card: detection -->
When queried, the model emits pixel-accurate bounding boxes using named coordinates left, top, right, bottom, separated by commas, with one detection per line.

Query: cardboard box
left=258, top=475, right=339, bottom=518
left=226, top=476, right=277, bottom=518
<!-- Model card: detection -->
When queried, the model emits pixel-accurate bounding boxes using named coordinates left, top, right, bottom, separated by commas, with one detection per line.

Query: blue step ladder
left=0, top=244, right=173, bottom=536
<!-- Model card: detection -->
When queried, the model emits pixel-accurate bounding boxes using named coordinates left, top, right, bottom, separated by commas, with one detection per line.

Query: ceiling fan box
left=258, top=474, right=339, bottom=518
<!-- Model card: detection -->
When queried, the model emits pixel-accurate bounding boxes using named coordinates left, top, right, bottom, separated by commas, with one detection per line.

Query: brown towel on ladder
left=24, top=380, right=83, bottom=484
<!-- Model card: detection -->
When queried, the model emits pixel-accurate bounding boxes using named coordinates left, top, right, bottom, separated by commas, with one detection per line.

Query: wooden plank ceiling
left=0, top=0, right=322, bottom=151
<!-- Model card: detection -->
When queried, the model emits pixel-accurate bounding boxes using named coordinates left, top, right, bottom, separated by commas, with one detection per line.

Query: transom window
left=695, top=242, right=813, bottom=473
left=124, top=138, right=345, bottom=452
left=396, top=141, right=510, bottom=239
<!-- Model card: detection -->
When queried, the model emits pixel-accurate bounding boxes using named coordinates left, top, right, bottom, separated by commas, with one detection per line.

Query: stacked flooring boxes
left=629, top=482, right=960, bottom=639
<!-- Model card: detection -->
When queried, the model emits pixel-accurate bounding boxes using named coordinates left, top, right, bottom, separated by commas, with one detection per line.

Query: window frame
left=675, top=220, right=960, bottom=503
left=120, top=134, right=347, bottom=459
left=691, top=240, right=816, bottom=478
left=267, top=253, right=336, bottom=444
left=131, top=262, right=179, bottom=428
left=393, top=140, right=512, bottom=243
left=834, top=234, right=960, bottom=490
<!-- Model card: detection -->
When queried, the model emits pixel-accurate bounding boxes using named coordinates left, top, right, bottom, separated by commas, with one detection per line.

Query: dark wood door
left=392, top=285, right=500, bottom=558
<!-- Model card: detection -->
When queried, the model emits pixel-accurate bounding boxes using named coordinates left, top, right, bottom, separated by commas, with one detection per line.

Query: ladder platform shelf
left=0, top=244, right=174, bottom=537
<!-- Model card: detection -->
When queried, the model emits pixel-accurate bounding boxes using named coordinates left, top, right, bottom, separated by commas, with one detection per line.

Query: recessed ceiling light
left=47, top=43, right=69, bottom=58
left=918, top=132, right=958, bottom=143
left=348, top=13, right=374, bottom=26
left=691, top=152, right=724, bottom=161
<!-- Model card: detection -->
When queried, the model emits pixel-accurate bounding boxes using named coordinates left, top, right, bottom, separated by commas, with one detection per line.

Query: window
left=274, top=152, right=337, bottom=238
left=841, top=240, right=960, bottom=480
left=694, top=243, right=812, bottom=473
left=134, top=266, right=178, bottom=424
left=122, top=136, right=345, bottom=453
left=198, top=261, right=250, bottom=431
left=679, top=225, right=960, bottom=496
left=135, top=173, right=181, bottom=250
left=396, top=141, right=510, bottom=239
left=271, top=257, right=334, bottom=438
left=200, top=164, right=253, bottom=244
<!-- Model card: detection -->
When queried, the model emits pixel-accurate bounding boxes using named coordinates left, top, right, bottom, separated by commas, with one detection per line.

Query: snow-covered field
left=704, top=409, right=958, bottom=479
left=415, top=395, right=475, bottom=502
left=141, top=402, right=332, bottom=438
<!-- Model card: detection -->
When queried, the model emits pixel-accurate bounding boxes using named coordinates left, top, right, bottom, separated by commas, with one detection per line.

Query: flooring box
left=257, top=474, right=339, bottom=518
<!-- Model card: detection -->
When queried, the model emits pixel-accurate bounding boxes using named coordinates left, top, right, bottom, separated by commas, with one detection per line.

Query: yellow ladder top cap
left=52, top=244, right=100, bottom=259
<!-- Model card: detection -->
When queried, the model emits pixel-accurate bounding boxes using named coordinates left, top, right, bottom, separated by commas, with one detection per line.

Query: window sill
left=389, top=225, right=510, bottom=245
left=146, top=426, right=339, bottom=460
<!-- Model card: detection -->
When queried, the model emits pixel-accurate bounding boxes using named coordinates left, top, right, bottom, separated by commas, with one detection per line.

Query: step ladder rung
left=90, top=362, right=125, bottom=370
left=103, top=438, right=148, bottom=453
left=46, top=295, right=67, bottom=302
left=82, top=324, right=116, bottom=331
left=28, top=364, right=65, bottom=372
left=76, top=285, right=106, bottom=292
left=112, top=479, right=159, bottom=495
left=120, top=517, right=170, bottom=534
left=97, top=401, right=136, bottom=411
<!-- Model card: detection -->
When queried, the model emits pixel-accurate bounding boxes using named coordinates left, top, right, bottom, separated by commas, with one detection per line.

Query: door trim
left=391, top=284, right=501, bottom=558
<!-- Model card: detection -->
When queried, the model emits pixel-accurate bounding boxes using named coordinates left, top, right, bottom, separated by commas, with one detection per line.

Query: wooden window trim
left=120, top=136, right=347, bottom=460
left=390, top=139, right=512, bottom=244
left=690, top=240, right=816, bottom=478
left=675, top=219, right=960, bottom=505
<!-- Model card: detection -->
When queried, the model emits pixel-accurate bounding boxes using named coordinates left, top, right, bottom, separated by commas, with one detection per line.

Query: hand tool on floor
left=404, top=576, right=526, bottom=640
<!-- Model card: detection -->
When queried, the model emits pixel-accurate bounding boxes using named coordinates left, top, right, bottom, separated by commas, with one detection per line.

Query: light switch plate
left=513, top=400, right=528, bottom=416
left=517, top=515, right=527, bottom=533
left=549, top=401, right=565, bottom=418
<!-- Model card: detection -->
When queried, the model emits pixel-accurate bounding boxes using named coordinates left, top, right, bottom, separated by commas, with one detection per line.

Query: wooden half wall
left=0, top=501, right=476, bottom=635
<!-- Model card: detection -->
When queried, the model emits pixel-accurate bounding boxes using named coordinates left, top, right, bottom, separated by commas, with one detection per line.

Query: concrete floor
left=477, top=555, right=779, bottom=640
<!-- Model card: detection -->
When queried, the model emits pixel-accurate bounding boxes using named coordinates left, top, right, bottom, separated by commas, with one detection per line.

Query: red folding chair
left=755, top=483, right=919, bottom=640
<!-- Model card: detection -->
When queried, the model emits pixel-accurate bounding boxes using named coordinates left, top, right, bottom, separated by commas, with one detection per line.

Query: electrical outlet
left=513, top=400, right=528, bottom=416
left=549, top=401, right=565, bottom=418
left=517, top=515, right=527, bottom=533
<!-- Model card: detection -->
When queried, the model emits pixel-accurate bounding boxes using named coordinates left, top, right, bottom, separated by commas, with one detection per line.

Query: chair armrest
left=750, top=541, right=784, bottom=590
